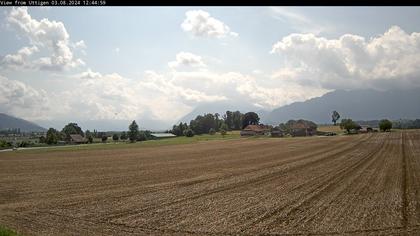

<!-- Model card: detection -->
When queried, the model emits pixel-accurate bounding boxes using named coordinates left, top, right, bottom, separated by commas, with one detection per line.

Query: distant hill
left=265, top=89, right=420, bottom=125
left=0, top=113, right=46, bottom=132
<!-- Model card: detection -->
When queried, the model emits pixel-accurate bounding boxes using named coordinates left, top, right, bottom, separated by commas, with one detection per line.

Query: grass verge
left=3, top=131, right=247, bottom=154
left=0, top=225, right=20, bottom=236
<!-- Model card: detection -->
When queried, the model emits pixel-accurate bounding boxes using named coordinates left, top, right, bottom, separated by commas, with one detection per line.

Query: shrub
left=17, top=141, right=30, bottom=147
left=184, top=129, right=194, bottom=137
left=137, top=132, right=147, bottom=141
left=39, top=136, right=46, bottom=143
left=112, top=134, right=119, bottom=141
left=209, top=128, right=216, bottom=135
left=101, top=136, right=108, bottom=142
left=0, top=140, right=12, bottom=148
left=220, top=129, right=227, bottom=137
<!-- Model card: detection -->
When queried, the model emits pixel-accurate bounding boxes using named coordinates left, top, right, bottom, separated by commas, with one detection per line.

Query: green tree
left=172, top=125, right=181, bottom=136
left=242, top=112, right=260, bottom=129
left=220, top=123, right=228, bottom=137
left=332, top=111, right=340, bottom=126
left=85, top=130, right=93, bottom=143
left=223, top=111, right=233, bottom=130
left=120, top=131, right=127, bottom=140
left=379, top=119, right=392, bottom=132
left=39, top=136, right=46, bottom=143
left=61, top=123, right=84, bottom=141
left=46, top=128, right=59, bottom=144
left=101, top=136, right=108, bottom=142
left=128, top=120, right=139, bottom=142
left=215, top=113, right=220, bottom=131
left=340, top=119, right=358, bottom=134
left=137, top=131, right=147, bottom=141
left=232, top=111, right=243, bottom=130
left=188, top=113, right=217, bottom=135
left=112, top=133, right=119, bottom=141
left=171, top=122, right=187, bottom=136
left=278, top=123, right=288, bottom=132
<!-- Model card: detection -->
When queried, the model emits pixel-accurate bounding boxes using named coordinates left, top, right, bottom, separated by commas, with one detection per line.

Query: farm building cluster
left=240, top=119, right=319, bottom=137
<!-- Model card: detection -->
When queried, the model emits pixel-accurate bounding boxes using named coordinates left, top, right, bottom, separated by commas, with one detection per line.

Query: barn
left=240, top=125, right=270, bottom=136
left=69, top=134, right=87, bottom=144
left=290, top=123, right=317, bottom=137
left=150, top=133, right=177, bottom=139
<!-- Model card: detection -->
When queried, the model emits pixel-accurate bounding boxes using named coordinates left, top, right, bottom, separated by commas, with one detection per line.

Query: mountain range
left=2, top=88, right=420, bottom=132
left=180, top=88, right=420, bottom=125
left=264, top=88, right=420, bottom=125
left=0, top=113, right=46, bottom=132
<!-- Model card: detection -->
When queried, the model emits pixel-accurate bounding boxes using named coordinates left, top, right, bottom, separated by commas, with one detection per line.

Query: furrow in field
left=1, top=131, right=419, bottom=236
left=405, top=131, right=420, bottom=228
left=241, top=133, right=388, bottom=234
left=105, top=135, right=372, bottom=226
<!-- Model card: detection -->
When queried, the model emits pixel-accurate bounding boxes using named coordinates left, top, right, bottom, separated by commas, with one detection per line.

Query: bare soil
left=1, top=131, right=419, bottom=235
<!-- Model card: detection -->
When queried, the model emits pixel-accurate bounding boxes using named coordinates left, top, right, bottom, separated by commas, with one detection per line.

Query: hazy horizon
left=2, top=7, right=420, bottom=130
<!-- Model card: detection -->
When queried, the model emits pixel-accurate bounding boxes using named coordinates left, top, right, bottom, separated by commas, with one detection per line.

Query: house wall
left=240, top=130, right=257, bottom=136
left=271, top=131, right=284, bottom=137
left=291, top=128, right=307, bottom=137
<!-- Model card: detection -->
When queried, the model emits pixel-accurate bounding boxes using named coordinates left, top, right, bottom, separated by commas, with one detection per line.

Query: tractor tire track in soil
left=401, top=132, right=409, bottom=231
left=1, top=131, right=420, bottom=235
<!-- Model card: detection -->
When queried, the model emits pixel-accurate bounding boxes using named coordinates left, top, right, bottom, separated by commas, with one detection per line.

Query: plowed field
left=1, top=131, right=420, bottom=235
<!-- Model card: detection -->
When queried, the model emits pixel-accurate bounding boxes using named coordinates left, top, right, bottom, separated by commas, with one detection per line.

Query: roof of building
left=243, top=124, right=269, bottom=132
left=290, top=122, right=317, bottom=130
left=291, top=123, right=309, bottom=129
left=151, top=133, right=176, bottom=138
left=69, top=134, right=85, bottom=142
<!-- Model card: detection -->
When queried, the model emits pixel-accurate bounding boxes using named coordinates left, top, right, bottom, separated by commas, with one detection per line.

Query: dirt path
left=1, top=131, right=419, bottom=235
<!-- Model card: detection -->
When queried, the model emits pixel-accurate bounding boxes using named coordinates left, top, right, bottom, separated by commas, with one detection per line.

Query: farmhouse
left=240, top=124, right=270, bottom=136
left=290, top=123, right=317, bottom=137
left=69, top=134, right=86, bottom=144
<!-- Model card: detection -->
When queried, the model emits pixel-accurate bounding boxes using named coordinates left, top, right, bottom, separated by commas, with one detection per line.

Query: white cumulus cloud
left=4, top=7, right=85, bottom=71
left=1, top=46, right=39, bottom=69
left=271, top=26, right=420, bottom=90
left=181, top=10, right=238, bottom=38
left=168, top=52, right=206, bottom=69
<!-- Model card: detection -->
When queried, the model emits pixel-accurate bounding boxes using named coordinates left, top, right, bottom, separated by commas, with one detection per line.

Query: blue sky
left=1, top=7, right=420, bottom=130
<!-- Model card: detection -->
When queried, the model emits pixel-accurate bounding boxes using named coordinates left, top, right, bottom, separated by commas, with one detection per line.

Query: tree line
left=392, top=119, right=420, bottom=129
left=43, top=121, right=154, bottom=145
left=171, top=111, right=261, bottom=137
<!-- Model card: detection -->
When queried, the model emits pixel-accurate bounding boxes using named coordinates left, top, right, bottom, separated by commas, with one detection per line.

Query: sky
left=1, top=7, right=420, bottom=130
